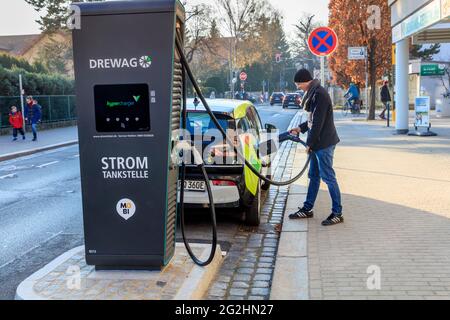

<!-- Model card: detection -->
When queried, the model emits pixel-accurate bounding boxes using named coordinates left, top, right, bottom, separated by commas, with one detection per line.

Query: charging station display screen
left=94, top=84, right=150, bottom=132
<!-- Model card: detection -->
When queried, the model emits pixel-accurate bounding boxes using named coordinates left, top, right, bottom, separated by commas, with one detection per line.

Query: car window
left=186, top=112, right=230, bottom=136
left=237, top=117, right=250, bottom=132
left=247, top=107, right=262, bottom=135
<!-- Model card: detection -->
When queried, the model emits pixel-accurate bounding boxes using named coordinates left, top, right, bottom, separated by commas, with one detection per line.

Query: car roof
left=186, top=99, right=254, bottom=119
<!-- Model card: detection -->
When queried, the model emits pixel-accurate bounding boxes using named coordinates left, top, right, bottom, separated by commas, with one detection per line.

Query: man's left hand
left=306, top=146, right=311, bottom=154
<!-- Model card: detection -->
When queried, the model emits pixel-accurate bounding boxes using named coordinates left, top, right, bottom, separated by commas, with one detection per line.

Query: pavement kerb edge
left=15, top=246, right=85, bottom=300
left=0, top=140, right=79, bottom=162
left=270, top=109, right=310, bottom=300
left=174, top=244, right=223, bottom=300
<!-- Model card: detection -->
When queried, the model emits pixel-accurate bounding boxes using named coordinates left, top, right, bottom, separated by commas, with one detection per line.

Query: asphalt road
left=0, top=103, right=298, bottom=299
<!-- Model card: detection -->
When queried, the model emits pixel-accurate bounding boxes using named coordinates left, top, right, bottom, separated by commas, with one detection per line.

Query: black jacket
left=300, top=84, right=340, bottom=151
left=380, top=85, right=391, bottom=102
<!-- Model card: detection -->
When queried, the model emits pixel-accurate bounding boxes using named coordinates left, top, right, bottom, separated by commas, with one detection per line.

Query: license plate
left=181, top=180, right=206, bottom=192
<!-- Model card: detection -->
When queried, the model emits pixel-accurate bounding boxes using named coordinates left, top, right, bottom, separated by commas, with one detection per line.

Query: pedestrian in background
left=288, top=69, right=344, bottom=226
left=24, top=96, right=42, bottom=141
left=9, top=105, right=26, bottom=141
left=379, top=80, right=391, bottom=120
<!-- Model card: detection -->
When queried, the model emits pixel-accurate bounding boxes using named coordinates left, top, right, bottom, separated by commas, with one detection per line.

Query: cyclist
left=344, top=82, right=360, bottom=112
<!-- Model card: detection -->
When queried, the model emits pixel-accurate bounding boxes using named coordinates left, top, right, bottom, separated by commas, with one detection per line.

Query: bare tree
left=183, top=3, right=215, bottom=63
left=293, top=13, right=320, bottom=70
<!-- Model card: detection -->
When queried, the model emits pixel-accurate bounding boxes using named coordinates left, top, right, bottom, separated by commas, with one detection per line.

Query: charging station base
left=15, top=244, right=223, bottom=300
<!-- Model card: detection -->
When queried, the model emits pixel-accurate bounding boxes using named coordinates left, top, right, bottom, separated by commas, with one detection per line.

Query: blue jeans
left=304, top=145, right=343, bottom=215
left=31, top=123, right=38, bottom=138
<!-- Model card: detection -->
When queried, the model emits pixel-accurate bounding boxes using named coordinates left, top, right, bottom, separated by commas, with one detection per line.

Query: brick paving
left=306, top=114, right=450, bottom=300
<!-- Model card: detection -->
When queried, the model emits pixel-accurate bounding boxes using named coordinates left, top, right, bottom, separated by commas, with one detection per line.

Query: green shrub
left=0, top=66, right=74, bottom=96
left=0, top=54, right=48, bottom=74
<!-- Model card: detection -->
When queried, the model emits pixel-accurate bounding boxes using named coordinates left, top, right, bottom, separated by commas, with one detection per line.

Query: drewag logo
left=116, top=198, right=136, bottom=221
left=89, top=55, right=152, bottom=70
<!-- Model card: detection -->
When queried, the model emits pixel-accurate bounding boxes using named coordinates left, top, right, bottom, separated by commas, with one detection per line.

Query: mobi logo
left=116, top=198, right=136, bottom=221
left=89, top=55, right=152, bottom=69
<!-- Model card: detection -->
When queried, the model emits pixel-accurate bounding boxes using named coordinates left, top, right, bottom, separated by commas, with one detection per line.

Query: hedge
left=0, top=65, right=74, bottom=96
left=0, top=54, right=47, bottom=74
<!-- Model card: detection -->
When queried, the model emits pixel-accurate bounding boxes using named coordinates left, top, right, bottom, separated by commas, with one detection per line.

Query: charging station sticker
left=116, top=199, right=136, bottom=221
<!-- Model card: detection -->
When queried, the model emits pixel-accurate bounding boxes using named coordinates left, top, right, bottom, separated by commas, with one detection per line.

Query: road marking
left=72, top=154, right=79, bottom=158
left=37, top=161, right=59, bottom=168
left=0, top=173, right=17, bottom=179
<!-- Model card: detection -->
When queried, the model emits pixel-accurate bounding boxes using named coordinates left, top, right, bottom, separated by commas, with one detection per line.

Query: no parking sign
left=308, top=27, right=338, bottom=57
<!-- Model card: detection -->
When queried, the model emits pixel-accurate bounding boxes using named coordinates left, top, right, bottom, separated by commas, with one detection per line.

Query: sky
left=0, top=0, right=330, bottom=37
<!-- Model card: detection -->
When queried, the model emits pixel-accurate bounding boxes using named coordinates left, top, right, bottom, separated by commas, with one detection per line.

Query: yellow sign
left=392, top=45, right=396, bottom=65
left=443, top=0, right=450, bottom=18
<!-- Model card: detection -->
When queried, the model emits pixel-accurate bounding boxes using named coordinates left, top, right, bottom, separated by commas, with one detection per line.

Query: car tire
left=245, top=181, right=261, bottom=226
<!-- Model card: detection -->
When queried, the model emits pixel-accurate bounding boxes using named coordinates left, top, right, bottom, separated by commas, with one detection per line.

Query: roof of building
left=0, top=34, right=43, bottom=56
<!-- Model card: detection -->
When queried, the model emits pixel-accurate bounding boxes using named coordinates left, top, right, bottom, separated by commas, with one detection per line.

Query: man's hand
left=305, top=146, right=311, bottom=154
left=289, top=127, right=301, bottom=136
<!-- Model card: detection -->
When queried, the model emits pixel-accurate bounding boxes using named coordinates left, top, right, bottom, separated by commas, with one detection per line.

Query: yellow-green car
left=182, top=99, right=273, bottom=226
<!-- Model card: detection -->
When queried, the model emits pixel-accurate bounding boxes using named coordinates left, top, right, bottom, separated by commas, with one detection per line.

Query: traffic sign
left=348, top=47, right=367, bottom=60
left=308, top=27, right=338, bottom=57
left=420, top=64, right=446, bottom=76
left=239, top=72, right=247, bottom=81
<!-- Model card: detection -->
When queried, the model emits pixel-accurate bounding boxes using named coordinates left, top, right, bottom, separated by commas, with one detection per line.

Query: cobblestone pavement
left=307, top=113, right=450, bottom=300
left=204, top=113, right=302, bottom=300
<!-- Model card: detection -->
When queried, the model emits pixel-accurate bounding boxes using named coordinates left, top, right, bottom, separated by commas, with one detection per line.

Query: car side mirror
left=265, top=123, right=277, bottom=133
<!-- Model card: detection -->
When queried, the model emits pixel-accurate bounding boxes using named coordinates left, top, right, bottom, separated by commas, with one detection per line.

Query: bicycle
left=342, top=95, right=362, bottom=116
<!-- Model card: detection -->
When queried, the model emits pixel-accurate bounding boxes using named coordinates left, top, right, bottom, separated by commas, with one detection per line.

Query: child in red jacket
left=9, top=106, right=26, bottom=141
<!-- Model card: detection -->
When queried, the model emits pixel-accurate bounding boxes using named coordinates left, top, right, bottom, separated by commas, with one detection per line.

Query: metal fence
left=0, top=95, right=76, bottom=128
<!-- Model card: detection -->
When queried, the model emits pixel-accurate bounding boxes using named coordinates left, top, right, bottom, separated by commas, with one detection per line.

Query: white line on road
left=37, top=161, right=59, bottom=169
left=0, top=173, right=17, bottom=179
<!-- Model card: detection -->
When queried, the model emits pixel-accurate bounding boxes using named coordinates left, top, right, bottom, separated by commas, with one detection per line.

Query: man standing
left=24, top=96, right=42, bottom=141
left=289, top=69, right=343, bottom=226
left=379, top=80, right=391, bottom=120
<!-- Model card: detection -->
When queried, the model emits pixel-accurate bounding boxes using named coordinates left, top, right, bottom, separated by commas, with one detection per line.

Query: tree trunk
left=367, top=39, right=377, bottom=120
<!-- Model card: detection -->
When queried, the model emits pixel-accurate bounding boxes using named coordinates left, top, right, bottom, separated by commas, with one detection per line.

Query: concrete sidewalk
left=272, top=113, right=450, bottom=300
left=0, top=126, right=78, bottom=161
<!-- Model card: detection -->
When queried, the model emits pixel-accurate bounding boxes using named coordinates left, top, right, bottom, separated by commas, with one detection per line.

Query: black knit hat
left=294, top=69, right=313, bottom=83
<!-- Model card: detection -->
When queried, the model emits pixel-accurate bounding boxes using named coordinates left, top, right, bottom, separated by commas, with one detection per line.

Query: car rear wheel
left=245, top=180, right=261, bottom=226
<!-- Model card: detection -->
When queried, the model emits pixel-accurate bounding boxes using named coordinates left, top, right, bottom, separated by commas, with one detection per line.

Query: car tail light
left=212, top=180, right=237, bottom=187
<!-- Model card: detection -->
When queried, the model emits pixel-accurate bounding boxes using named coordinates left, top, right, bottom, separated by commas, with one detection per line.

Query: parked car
left=282, top=93, right=303, bottom=109
left=181, top=99, right=275, bottom=226
left=269, top=92, right=285, bottom=106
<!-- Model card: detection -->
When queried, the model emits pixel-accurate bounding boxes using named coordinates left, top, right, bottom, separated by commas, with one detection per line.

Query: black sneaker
left=289, top=207, right=314, bottom=219
left=322, top=213, right=344, bottom=226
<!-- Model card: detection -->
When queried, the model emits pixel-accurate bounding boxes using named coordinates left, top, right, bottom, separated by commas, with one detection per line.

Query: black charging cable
left=178, top=43, right=218, bottom=267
